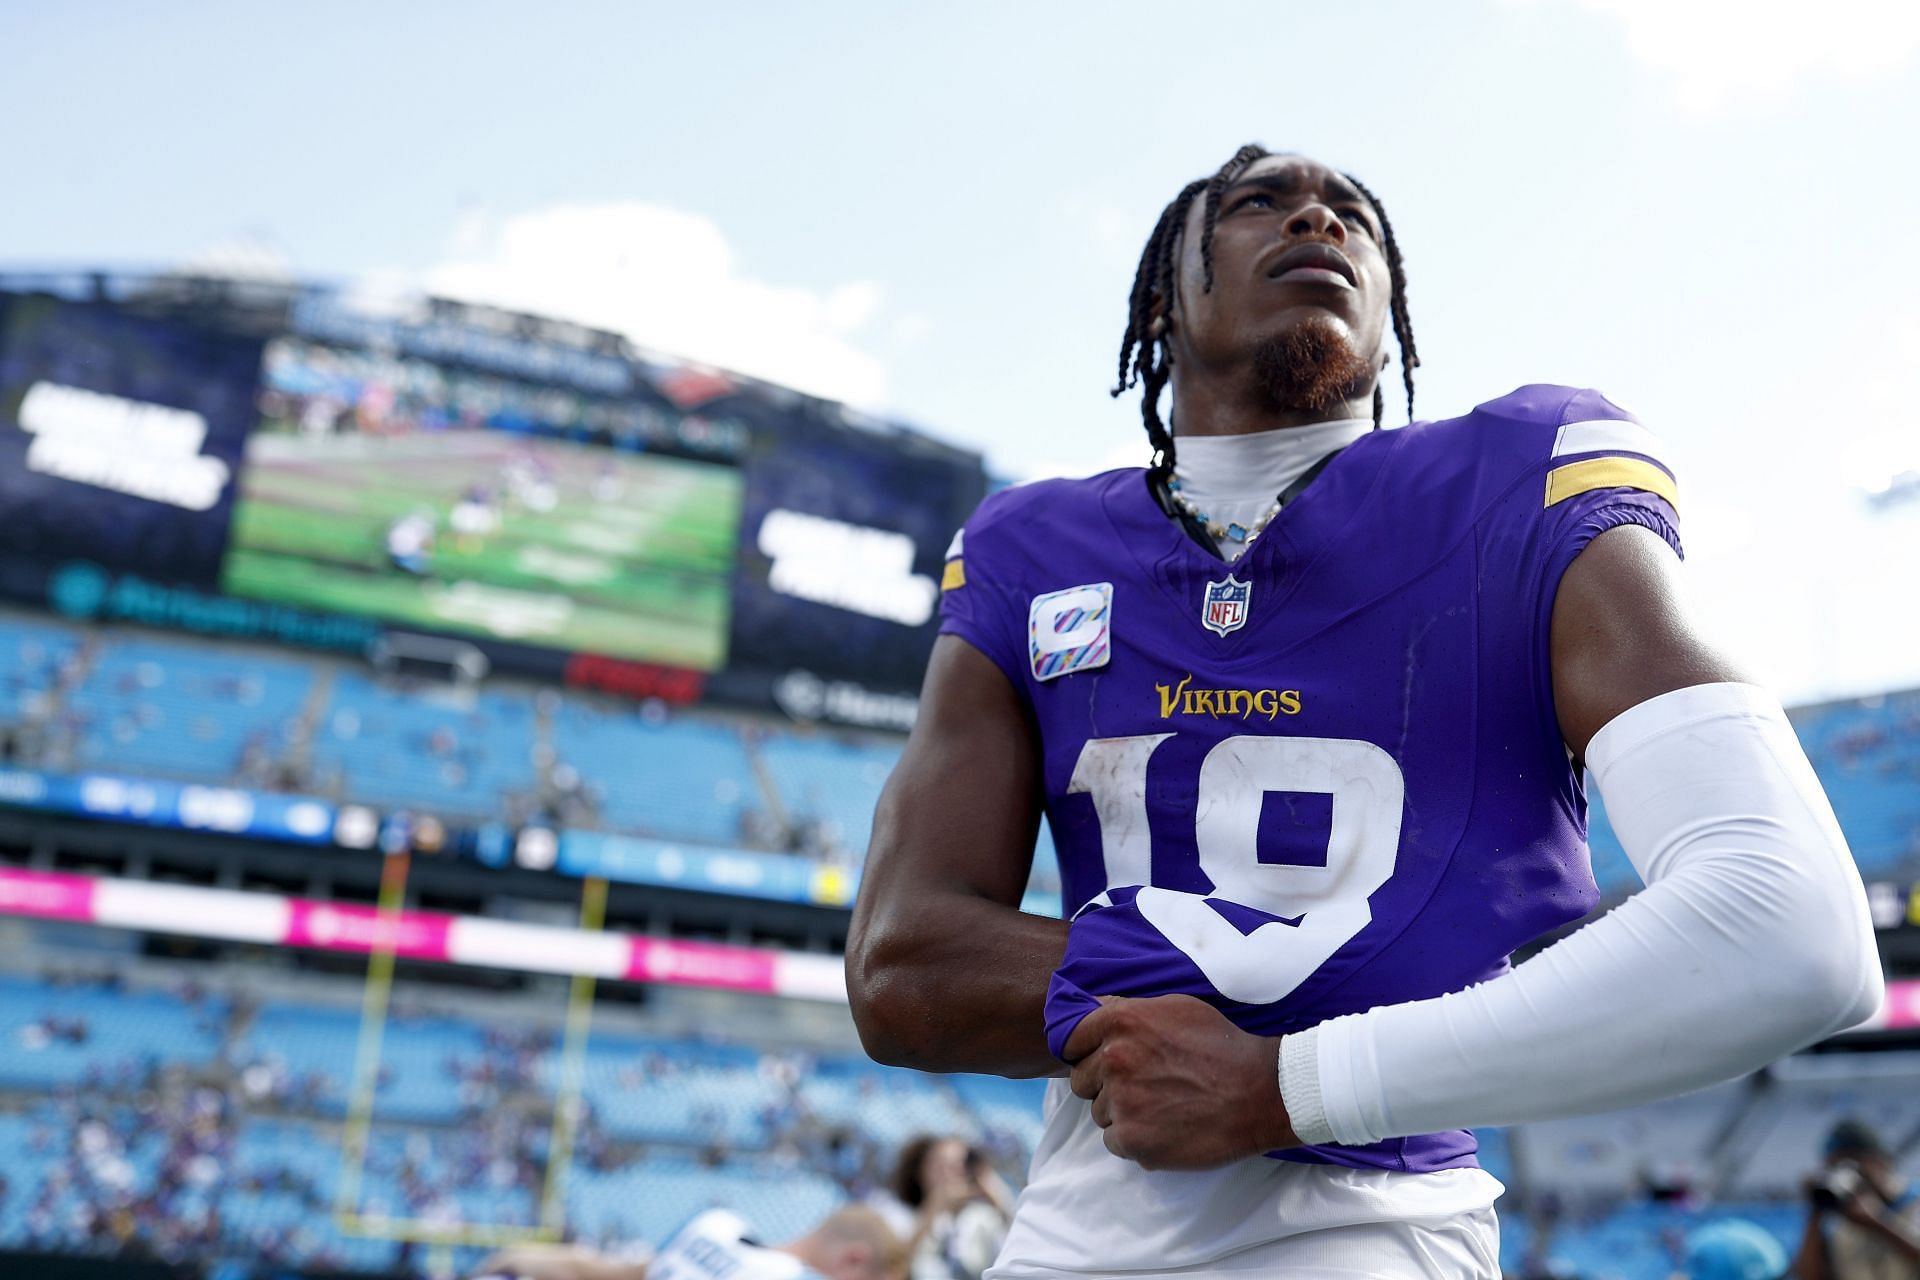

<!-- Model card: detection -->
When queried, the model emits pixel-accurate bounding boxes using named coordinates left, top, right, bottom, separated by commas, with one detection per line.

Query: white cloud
left=423, top=202, right=889, bottom=408
left=1523, top=0, right=1920, bottom=110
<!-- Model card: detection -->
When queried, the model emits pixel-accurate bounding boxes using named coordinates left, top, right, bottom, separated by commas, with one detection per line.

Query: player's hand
left=1062, top=994, right=1298, bottom=1170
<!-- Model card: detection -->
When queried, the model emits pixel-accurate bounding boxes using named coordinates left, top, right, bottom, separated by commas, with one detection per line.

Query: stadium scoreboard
left=0, top=280, right=986, bottom=726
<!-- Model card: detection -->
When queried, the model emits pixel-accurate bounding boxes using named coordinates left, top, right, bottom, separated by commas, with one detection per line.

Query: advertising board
left=0, top=292, right=263, bottom=586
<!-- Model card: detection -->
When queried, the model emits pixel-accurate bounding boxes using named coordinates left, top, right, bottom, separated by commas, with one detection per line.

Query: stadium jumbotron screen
left=0, top=284, right=987, bottom=709
left=221, top=337, right=745, bottom=672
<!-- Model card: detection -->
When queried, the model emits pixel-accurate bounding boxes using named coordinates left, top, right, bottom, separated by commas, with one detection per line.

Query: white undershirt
left=1172, top=418, right=1372, bottom=560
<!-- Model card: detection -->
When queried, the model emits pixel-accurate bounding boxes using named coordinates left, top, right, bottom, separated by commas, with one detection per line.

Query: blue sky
left=4, top=0, right=1918, bottom=702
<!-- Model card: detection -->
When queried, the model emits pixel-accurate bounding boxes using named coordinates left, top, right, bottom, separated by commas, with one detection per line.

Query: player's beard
left=1249, top=318, right=1373, bottom=415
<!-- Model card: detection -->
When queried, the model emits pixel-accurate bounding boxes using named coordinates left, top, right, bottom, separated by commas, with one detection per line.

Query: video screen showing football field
left=221, top=428, right=742, bottom=670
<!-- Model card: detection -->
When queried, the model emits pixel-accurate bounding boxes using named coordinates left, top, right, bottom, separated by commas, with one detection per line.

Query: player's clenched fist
left=1061, top=994, right=1299, bottom=1171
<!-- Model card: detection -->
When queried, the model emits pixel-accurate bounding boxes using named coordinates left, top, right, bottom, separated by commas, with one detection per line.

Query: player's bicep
left=1549, top=522, right=1751, bottom=763
left=863, top=634, right=1045, bottom=910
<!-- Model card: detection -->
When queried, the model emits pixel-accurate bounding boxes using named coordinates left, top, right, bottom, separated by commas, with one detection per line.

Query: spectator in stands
left=885, top=1136, right=1012, bottom=1280
left=1792, top=1118, right=1920, bottom=1279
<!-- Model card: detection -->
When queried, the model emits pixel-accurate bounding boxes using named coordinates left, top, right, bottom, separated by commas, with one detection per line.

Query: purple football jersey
left=938, top=385, right=1681, bottom=1175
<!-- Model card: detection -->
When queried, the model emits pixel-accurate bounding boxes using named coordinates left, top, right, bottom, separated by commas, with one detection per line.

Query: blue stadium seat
left=233, top=1004, right=488, bottom=1124
left=558, top=1040, right=781, bottom=1147
left=796, top=1056, right=978, bottom=1150
left=313, top=673, right=535, bottom=820
left=553, top=699, right=757, bottom=843
left=755, top=731, right=902, bottom=859
left=0, top=618, right=80, bottom=726
left=65, top=635, right=313, bottom=783
left=0, top=975, right=226, bottom=1089
left=1586, top=688, right=1920, bottom=893
left=1790, top=695, right=1920, bottom=877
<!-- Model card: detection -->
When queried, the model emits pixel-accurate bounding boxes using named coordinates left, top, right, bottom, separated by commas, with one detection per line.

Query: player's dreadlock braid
left=1112, top=176, right=1208, bottom=475
left=1112, top=145, right=1272, bottom=478
left=1342, top=172, right=1418, bottom=428
left=1114, top=147, right=1421, bottom=465
left=1197, top=143, right=1273, bottom=292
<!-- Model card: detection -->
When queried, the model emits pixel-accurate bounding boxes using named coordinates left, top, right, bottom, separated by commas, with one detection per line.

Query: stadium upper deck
left=6, top=608, right=1917, bottom=925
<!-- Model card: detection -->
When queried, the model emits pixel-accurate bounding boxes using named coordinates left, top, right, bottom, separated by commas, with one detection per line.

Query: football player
left=846, top=144, right=1883, bottom=1277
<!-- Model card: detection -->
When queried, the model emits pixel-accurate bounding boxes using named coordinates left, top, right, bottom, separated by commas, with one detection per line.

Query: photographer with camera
left=1792, top=1119, right=1920, bottom=1279
left=885, top=1136, right=1013, bottom=1280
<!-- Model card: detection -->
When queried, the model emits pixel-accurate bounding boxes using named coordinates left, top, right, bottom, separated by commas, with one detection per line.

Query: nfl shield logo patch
left=1201, top=575, right=1251, bottom=637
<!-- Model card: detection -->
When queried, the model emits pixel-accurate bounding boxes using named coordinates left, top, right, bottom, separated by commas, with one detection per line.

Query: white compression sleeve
left=1281, top=682, right=1884, bottom=1147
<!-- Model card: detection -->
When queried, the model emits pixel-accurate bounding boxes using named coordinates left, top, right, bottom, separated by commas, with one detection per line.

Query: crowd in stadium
left=12, top=610, right=1920, bottom=906
left=0, top=956, right=1913, bottom=1279
left=0, top=613, right=907, bottom=871
left=0, top=961, right=1040, bottom=1277
left=0, top=609, right=1084, bottom=927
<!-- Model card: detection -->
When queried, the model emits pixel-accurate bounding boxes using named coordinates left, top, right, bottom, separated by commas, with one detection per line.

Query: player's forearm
left=1284, top=684, right=1883, bottom=1143
left=846, top=890, right=1067, bottom=1077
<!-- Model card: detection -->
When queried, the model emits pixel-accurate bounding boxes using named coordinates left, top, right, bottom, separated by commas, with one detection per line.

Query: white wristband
left=1279, top=1030, right=1334, bottom=1146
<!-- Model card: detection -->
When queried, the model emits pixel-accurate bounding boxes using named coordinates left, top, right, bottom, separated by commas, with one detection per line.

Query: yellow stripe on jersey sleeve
left=941, top=559, right=966, bottom=590
left=1544, top=456, right=1679, bottom=511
